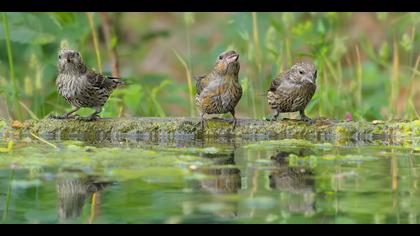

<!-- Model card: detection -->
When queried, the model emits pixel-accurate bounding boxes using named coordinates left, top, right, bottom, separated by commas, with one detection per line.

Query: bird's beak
left=314, top=70, right=317, bottom=79
left=66, top=58, right=71, bottom=63
left=304, top=76, right=315, bottom=84
left=227, top=54, right=239, bottom=63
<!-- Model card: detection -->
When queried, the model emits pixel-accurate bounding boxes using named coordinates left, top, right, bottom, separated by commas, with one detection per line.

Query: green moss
left=411, top=120, right=420, bottom=137
left=335, top=125, right=350, bottom=138
left=371, top=124, right=385, bottom=136
left=0, top=142, right=213, bottom=183
left=0, top=119, right=6, bottom=129
left=0, top=118, right=7, bottom=133
left=25, top=118, right=420, bottom=143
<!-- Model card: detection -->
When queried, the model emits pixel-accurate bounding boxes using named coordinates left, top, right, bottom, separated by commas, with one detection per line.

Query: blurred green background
left=0, top=12, right=419, bottom=121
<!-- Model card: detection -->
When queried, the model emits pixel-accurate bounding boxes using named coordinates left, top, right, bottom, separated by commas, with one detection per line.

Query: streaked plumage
left=269, top=152, right=315, bottom=214
left=57, top=176, right=111, bottom=220
left=194, top=50, right=242, bottom=130
left=51, top=49, right=123, bottom=121
left=269, top=151, right=315, bottom=193
left=267, top=61, right=317, bottom=122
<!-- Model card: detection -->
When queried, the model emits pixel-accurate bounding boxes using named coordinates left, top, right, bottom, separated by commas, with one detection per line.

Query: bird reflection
left=193, top=151, right=241, bottom=219
left=57, top=173, right=112, bottom=221
left=197, top=152, right=241, bottom=194
left=269, top=150, right=316, bottom=216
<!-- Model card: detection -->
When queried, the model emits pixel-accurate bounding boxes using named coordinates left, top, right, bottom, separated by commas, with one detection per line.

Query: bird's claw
left=209, top=117, right=225, bottom=121
left=265, top=117, right=278, bottom=122
left=76, top=115, right=100, bottom=122
left=49, top=115, right=64, bottom=120
left=195, top=120, right=206, bottom=132
left=49, top=114, right=74, bottom=120
left=229, top=119, right=237, bottom=130
left=301, top=116, right=315, bottom=125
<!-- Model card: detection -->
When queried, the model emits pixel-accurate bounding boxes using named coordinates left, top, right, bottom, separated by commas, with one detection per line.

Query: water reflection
left=269, top=150, right=316, bottom=216
left=57, top=172, right=111, bottom=221
left=2, top=138, right=419, bottom=223
left=198, top=152, right=241, bottom=194
left=193, top=152, right=241, bottom=219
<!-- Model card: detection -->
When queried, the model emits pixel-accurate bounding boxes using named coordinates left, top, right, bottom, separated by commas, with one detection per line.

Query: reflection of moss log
left=0, top=119, right=6, bottom=130
left=0, top=119, right=10, bottom=139
left=20, top=117, right=420, bottom=142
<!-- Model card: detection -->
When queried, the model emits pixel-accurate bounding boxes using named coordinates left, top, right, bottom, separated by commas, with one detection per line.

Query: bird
left=269, top=151, right=316, bottom=215
left=51, top=49, right=123, bottom=121
left=194, top=50, right=242, bottom=130
left=267, top=61, right=317, bottom=123
left=57, top=175, right=112, bottom=220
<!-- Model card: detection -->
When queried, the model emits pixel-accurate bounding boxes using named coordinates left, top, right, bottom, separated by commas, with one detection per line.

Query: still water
left=0, top=137, right=419, bottom=224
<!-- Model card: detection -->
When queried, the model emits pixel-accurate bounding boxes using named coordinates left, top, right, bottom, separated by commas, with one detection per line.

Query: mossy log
left=13, top=117, right=420, bottom=143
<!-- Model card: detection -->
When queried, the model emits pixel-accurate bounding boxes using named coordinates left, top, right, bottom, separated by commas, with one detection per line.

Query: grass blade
left=2, top=13, right=22, bottom=120
left=86, top=12, right=103, bottom=73
left=173, top=49, right=195, bottom=117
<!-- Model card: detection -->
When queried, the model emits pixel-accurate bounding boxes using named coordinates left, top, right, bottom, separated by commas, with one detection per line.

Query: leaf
left=183, top=12, right=194, bottom=26
left=110, top=35, right=118, bottom=49
left=47, top=12, right=76, bottom=29
left=236, top=29, right=249, bottom=41
left=0, top=27, right=55, bottom=45
left=376, top=13, right=388, bottom=21
left=269, top=18, right=283, bottom=33
left=32, top=33, right=56, bottom=45
left=317, top=19, right=326, bottom=34
left=121, top=84, right=144, bottom=113
left=0, top=140, right=14, bottom=153
left=265, top=26, right=277, bottom=60
left=0, top=118, right=6, bottom=128
left=400, top=33, right=412, bottom=52
left=240, top=76, right=249, bottom=94
left=379, top=42, right=389, bottom=61
left=150, top=80, right=173, bottom=117
left=331, top=37, right=348, bottom=61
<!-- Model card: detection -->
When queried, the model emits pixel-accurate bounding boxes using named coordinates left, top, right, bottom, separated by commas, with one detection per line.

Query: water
left=0, top=137, right=419, bottom=224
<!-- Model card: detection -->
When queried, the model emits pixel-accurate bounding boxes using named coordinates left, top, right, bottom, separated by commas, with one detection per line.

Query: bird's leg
left=201, top=114, right=205, bottom=131
left=90, top=107, right=102, bottom=120
left=77, top=107, right=102, bottom=122
left=50, top=106, right=80, bottom=119
left=230, top=110, right=237, bottom=130
left=266, top=110, right=280, bottom=122
left=209, top=115, right=225, bottom=121
left=200, top=112, right=206, bottom=131
left=195, top=112, right=207, bottom=131
left=299, top=110, right=314, bottom=124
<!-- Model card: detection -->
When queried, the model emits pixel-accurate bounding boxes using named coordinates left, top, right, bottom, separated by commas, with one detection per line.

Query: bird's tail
left=109, top=77, right=125, bottom=87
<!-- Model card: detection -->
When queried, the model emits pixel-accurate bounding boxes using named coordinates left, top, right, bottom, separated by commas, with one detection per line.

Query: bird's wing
left=194, top=75, right=210, bottom=95
left=268, top=71, right=288, bottom=92
left=198, top=80, right=226, bottom=112
left=268, top=71, right=301, bottom=102
left=86, top=70, right=123, bottom=90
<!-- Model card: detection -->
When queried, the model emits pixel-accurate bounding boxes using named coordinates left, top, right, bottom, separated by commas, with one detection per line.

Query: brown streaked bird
left=194, top=50, right=242, bottom=130
left=269, top=151, right=316, bottom=215
left=57, top=174, right=112, bottom=220
left=51, top=49, right=123, bottom=121
left=267, top=61, right=317, bottom=123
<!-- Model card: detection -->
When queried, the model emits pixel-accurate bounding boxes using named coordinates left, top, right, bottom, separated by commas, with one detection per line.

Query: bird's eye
left=76, top=52, right=79, bottom=56
left=58, top=55, right=61, bottom=59
left=218, top=55, right=223, bottom=60
left=299, top=70, right=305, bottom=75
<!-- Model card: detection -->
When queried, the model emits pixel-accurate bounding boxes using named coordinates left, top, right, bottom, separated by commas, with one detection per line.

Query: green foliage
left=0, top=13, right=419, bottom=121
